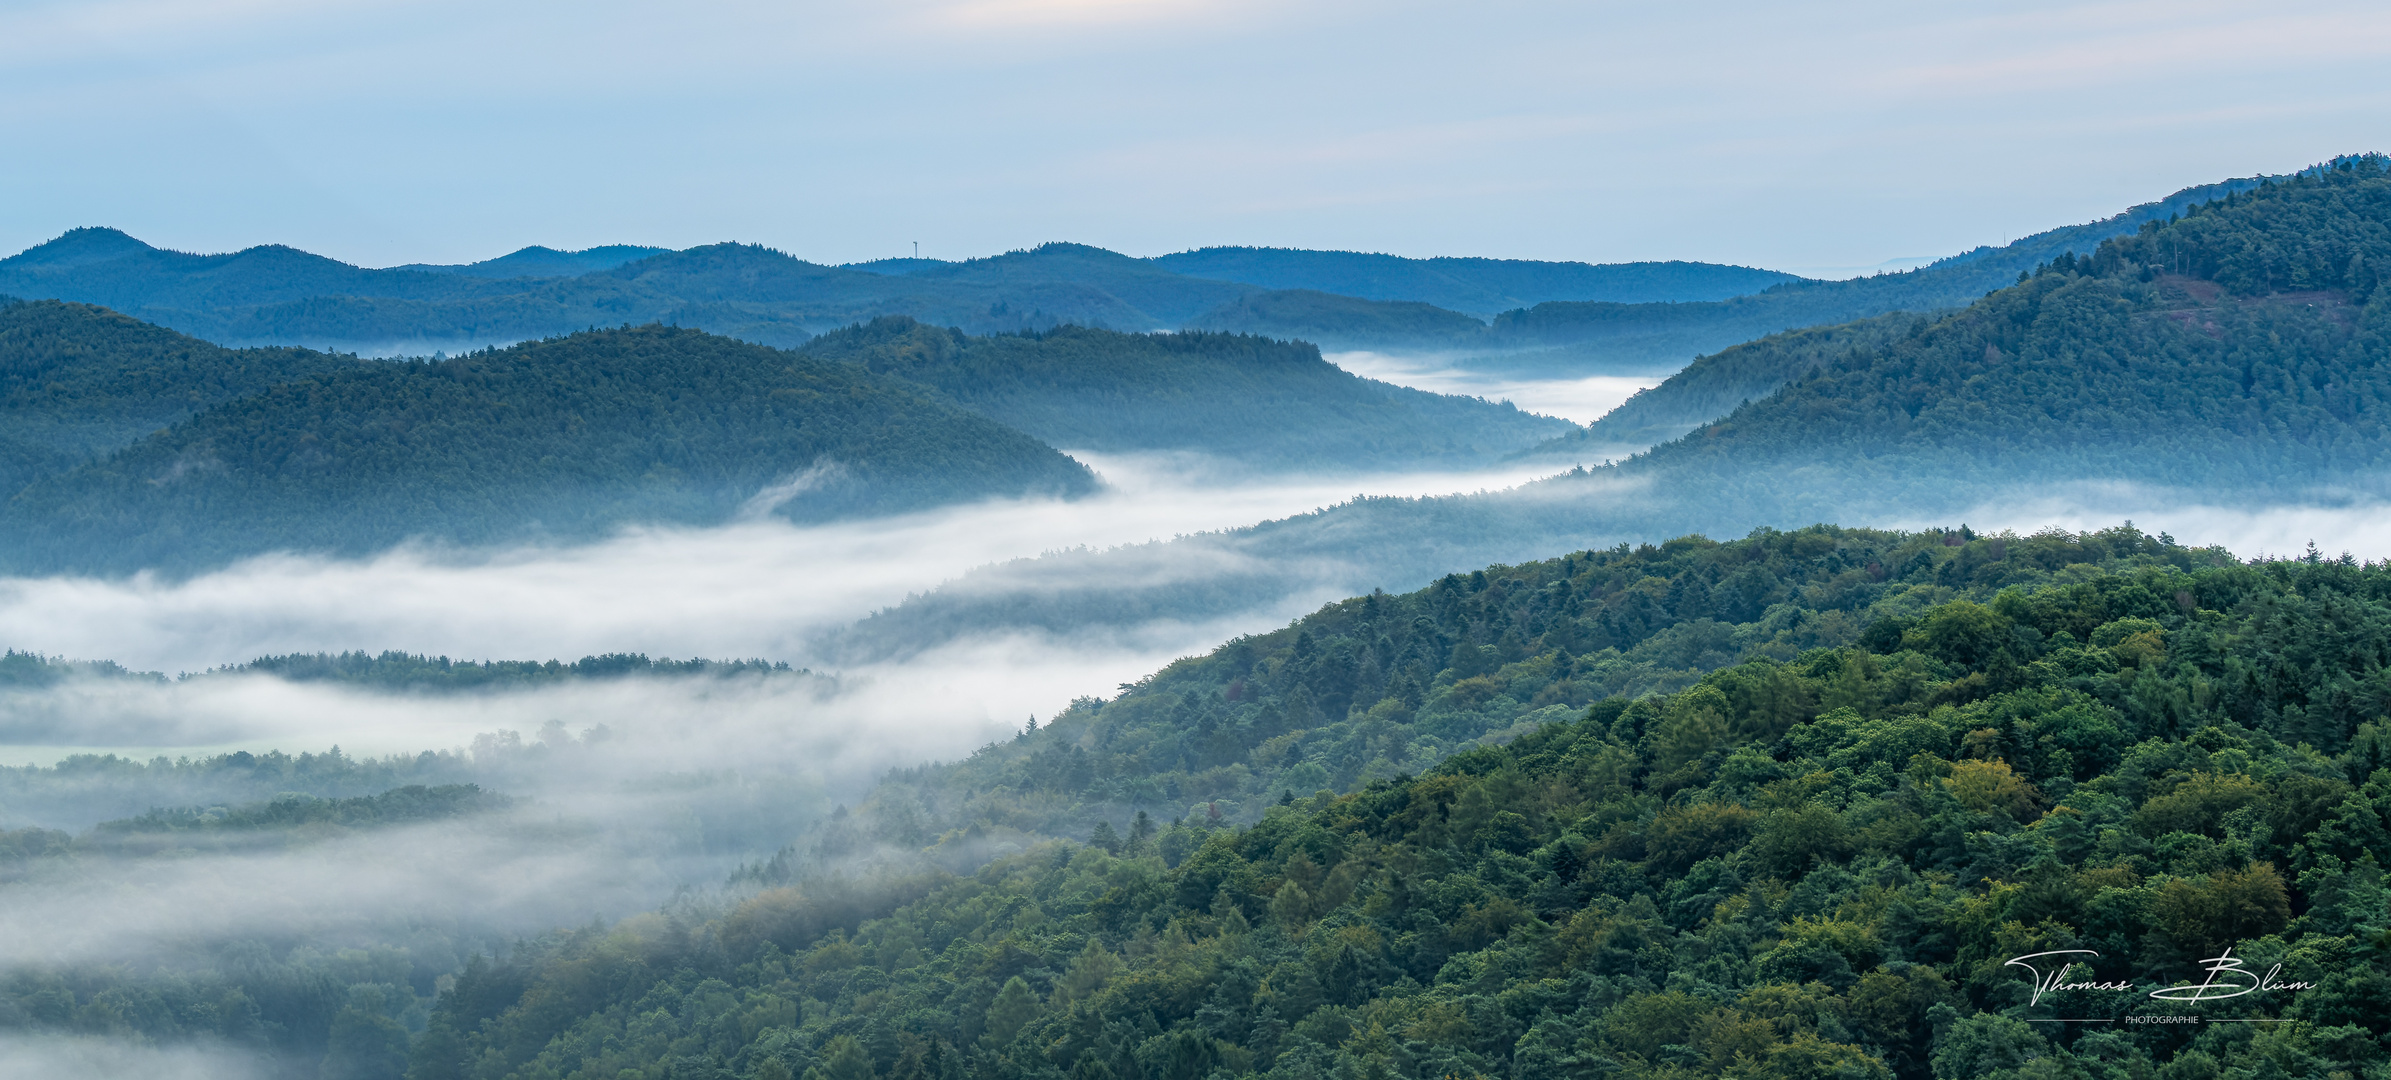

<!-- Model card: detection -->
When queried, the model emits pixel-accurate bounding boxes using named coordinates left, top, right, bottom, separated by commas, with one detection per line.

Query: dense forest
left=0, top=298, right=357, bottom=497
left=1149, top=249, right=1799, bottom=315
left=0, top=325, right=1097, bottom=573
left=11, top=525, right=2373, bottom=1078
left=1628, top=156, right=2391, bottom=497
left=800, top=318, right=1571, bottom=470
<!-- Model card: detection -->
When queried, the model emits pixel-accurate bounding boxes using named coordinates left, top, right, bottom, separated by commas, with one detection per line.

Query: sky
left=3, top=0, right=2388, bottom=271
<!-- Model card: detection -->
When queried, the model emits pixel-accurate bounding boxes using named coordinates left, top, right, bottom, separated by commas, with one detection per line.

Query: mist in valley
left=0, top=442, right=1599, bottom=1071
left=5, top=362, right=2388, bottom=1078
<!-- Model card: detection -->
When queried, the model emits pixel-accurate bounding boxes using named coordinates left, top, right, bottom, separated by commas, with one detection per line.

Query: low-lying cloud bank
left=0, top=452, right=1559, bottom=677
left=0, top=1035, right=264, bottom=1080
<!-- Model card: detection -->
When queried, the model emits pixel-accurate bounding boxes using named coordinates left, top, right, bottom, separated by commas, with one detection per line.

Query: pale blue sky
left=4, top=0, right=2388, bottom=271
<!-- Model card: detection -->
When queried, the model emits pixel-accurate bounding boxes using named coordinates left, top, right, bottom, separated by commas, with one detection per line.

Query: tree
left=806, top=1036, right=875, bottom=1080
left=983, top=977, right=1040, bottom=1048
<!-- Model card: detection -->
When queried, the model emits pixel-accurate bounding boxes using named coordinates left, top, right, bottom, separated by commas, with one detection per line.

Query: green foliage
left=395, top=527, right=2391, bottom=1080
left=821, top=525, right=2236, bottom=863
left=802, top=317, right=1571, bottom=468
left=1521, top=156, right=2388, bottom=521
left=0, top=298, right=352, bottom=497
left=0, top=324, right=1097, bottom=572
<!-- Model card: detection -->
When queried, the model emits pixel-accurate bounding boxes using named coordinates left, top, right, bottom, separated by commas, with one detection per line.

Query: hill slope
left=398, top=525, right=2390, bottom=1080
left=0, top=298, right=356, bottom=496
left=0, top=325, right=1097, bottom=572
left=801, top=318, right=1574, bottom=469
left=1633, top=160, right=2391, bottom=500
left=1520, top=313, right=1927, bottom=458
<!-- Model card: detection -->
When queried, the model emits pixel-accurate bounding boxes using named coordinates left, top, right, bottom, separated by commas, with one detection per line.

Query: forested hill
left=1522, top=313, right=1925, bottom=457
left=403, top=525, right=2391, bottom=1080
left=1150, top=248, right=1802, bottom=314
left=1520, top=155, right=2391, bottom=470
left=1619, top=156, right=2391, bottom=499
left=0, top=325, right=1096, bottom=573
left=800, top=318, right=1573, bottom=470
left=0, top=298, right=356, bottom=497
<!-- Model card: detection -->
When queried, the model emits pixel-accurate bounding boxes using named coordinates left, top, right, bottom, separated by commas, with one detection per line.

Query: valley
left=2, top=156, right=2389, bottom=1080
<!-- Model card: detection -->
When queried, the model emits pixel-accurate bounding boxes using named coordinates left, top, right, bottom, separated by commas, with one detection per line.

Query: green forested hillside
left=342, top=525, right=2391, bottom=1080
left=1153, top=248, right=1801, bottom=314
left=1630, top=159, right=2391, bottom=500
left=0, top=298, right=355, bottom=496
left=0, top=325, right=1096, bottom=572
left=1522, top=314, right=1923, bottom=459
left=7, top=528, right=2391, bottom=1080
left=1511, top=155, right=2391, bottom=480
left=800, top=318, right=1572, bottom=469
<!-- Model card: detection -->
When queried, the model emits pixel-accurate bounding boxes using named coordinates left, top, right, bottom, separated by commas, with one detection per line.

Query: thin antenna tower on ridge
left=913, top=241, right=919, bottom=259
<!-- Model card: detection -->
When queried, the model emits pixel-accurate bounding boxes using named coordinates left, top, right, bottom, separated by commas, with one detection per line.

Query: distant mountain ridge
left=0, top=168, right=2305, bottom=375
left=0, top=324, right=1099, bottom=573
left=1151, top=247, right=1802, bottom=314
left=395, top=244, right=670, bottom=279
left=0, top=232, right=1802, bottom=358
